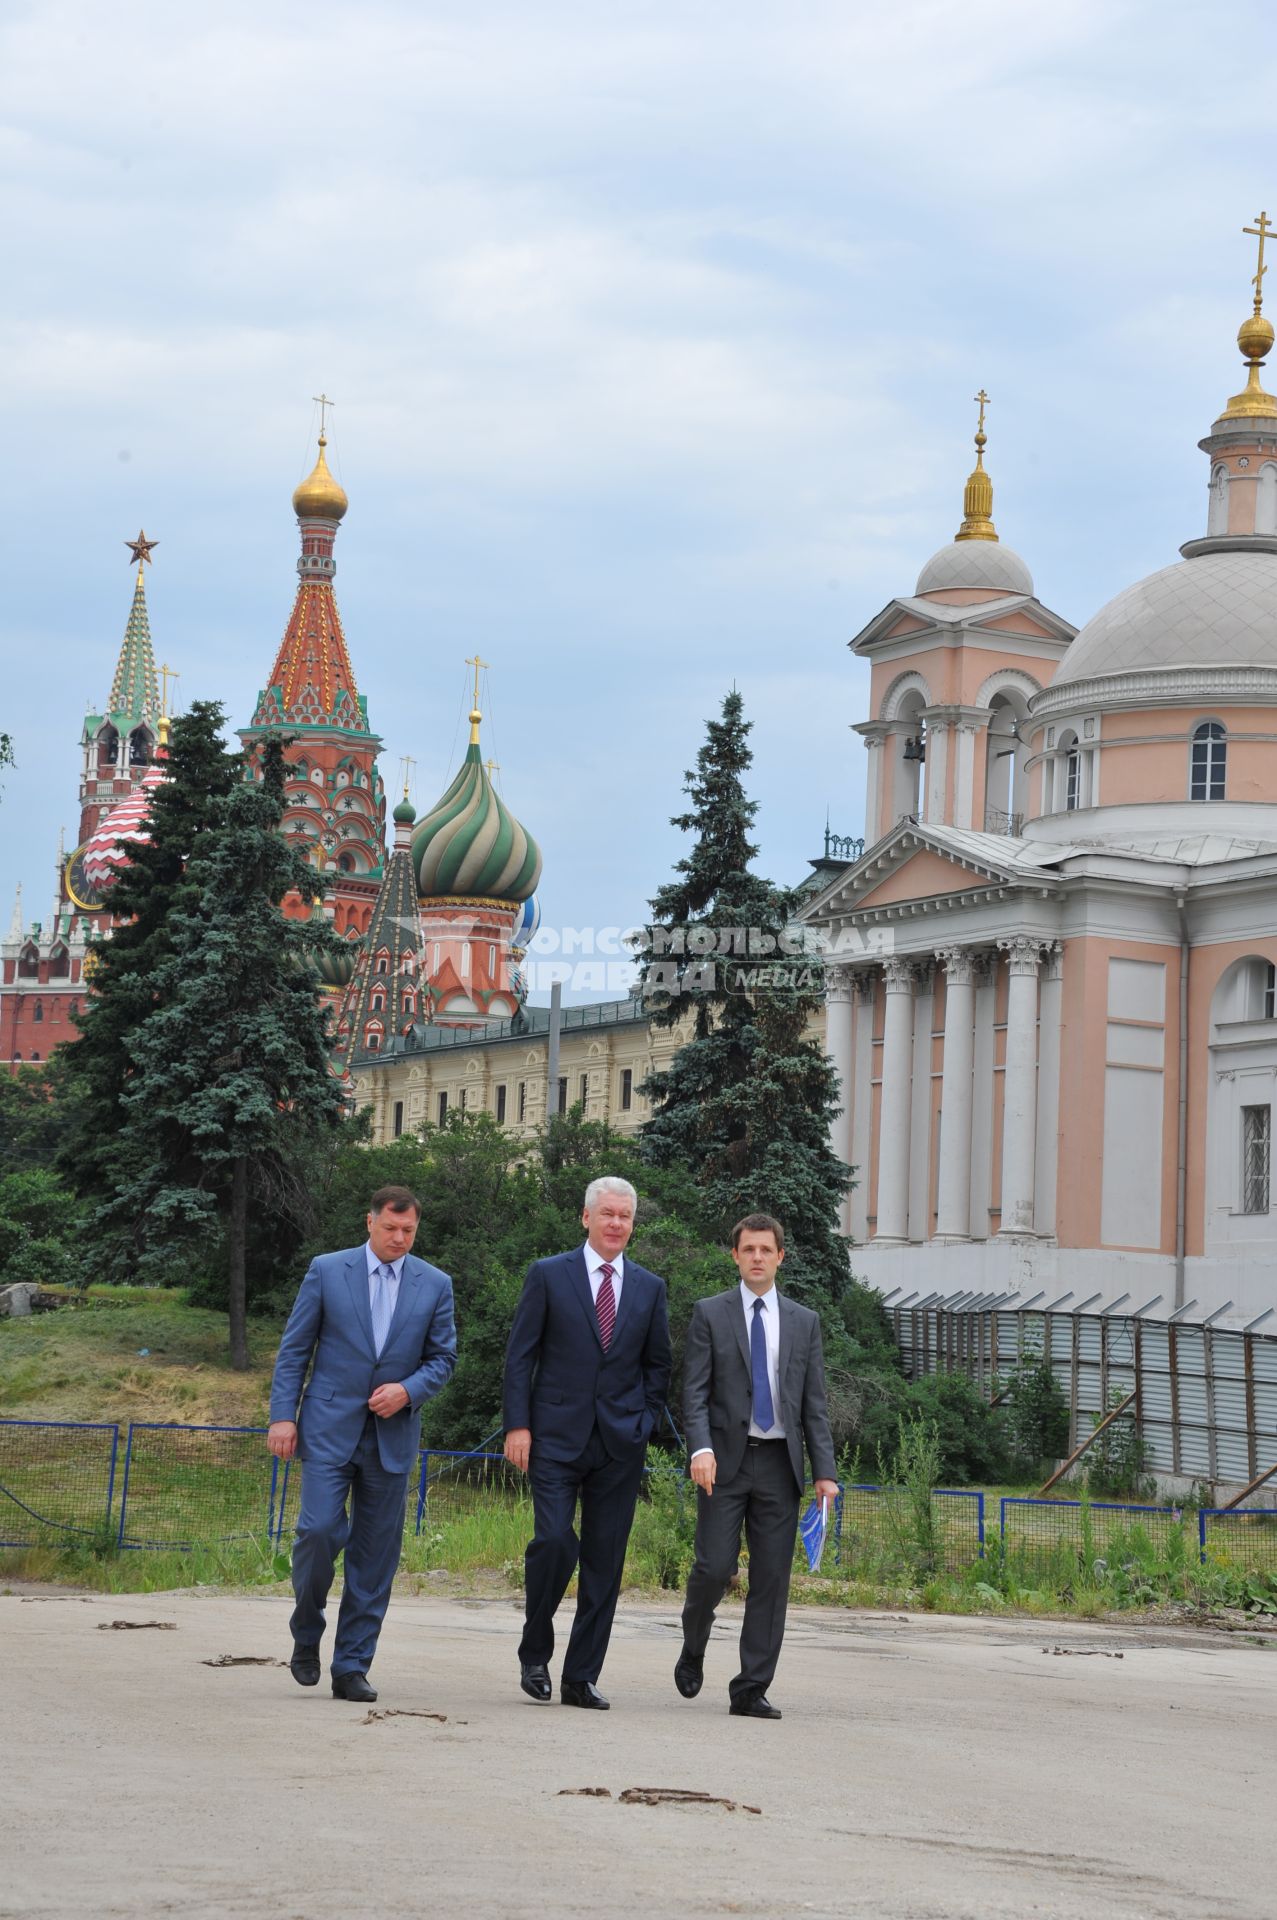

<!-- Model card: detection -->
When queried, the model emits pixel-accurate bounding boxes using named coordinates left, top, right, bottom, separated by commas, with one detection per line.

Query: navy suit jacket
left=502, top=1248, right=672, bottom=1464
left=269, top=1246, right=457, bottom=1476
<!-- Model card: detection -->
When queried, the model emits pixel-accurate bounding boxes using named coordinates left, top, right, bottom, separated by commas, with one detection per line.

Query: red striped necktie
left=596, top=1263, right=616, bottom=1350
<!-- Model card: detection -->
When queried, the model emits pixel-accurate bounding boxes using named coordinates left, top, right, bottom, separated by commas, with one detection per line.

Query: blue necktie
left=751, top=1298, right=774, bottom=1432
left=371, top=1263, right=394, bottom=1356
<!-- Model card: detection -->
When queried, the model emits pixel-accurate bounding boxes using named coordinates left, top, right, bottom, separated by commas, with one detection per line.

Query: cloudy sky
left=2, top=0, right=1274, bottom=993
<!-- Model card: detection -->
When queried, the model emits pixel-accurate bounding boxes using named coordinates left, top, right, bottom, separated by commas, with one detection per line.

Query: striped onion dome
left=511, top=891, right=541, bottom=950
left=81, top=760, right=168, bottom=890
left=314, top=934, right=363, bottom=989
left=412, top=731, right=542, bottom=904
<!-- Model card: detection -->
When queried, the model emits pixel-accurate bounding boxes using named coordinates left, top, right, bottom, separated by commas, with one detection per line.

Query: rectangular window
left=518, top=1080, right=527, bottom=1122
left=558, top=1076, right=568, bottom=1115
left=620, top=1068, right=633, bottom=1112
left=579, top=1073, right=588, bottom=1107
left=459, top=1086, right=467, bottom=1111
left=392, top=1100, right=404, bottom=1139
left=437, top=1091, right=448, bottom=1126
left=1065, top=748, right=1079, bottom=811
left=496, top=1083, right=507, bottom=1124
left=1264, top=964, right=1276, bottom=1020
left=1243, top=1105, right=1271, bottom=1214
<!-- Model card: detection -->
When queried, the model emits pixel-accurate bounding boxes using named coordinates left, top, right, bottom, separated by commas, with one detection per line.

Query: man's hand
left=690, top=1451, right=717, bottom=1495
left=267, top=1421, right=298, bottom=1459
left=369, top=1383, right=410, bottom=1418
left=504, top=1428, right=532, bottom=1473
left=813, top=1478, right=840, bottom=1508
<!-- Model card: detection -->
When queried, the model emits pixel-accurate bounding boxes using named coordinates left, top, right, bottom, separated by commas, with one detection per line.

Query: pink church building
left=805, top=264, right=1277, bottom=1327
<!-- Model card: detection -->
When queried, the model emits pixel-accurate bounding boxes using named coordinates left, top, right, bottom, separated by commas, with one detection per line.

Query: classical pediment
left=799, top=821, right=1066, bottom=922
left=850, top=593, right=1076, bottom=657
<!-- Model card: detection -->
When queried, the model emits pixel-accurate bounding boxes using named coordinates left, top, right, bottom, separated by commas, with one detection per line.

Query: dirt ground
left=5, top=1585, right=1275, bottom=1920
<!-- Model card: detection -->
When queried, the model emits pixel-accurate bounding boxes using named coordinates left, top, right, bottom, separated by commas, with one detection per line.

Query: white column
left=934, top=947, right=977, bottom=1242
left=923, top=722, right=950, bottom=825
left=997, top=936, right=1043, bottom=1237
left=1034, top=941, right=1064, bottom=1238
left=824, top=965, right=854, bottom=1234
left=864, top=735, right=885, bottom=844
left=850, top=972, right=875, bottom=1243
left=968, top=953, right=996, bottom=1238
left=908, top=960, right=934, bottom=1242
left=874, top=957, right=914, bottom=1245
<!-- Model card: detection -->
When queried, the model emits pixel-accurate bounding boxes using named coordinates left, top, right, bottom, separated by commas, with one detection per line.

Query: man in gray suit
left=267, top=1186, right=456, bottom=1702
left=676, top=1212, right=839, bottom=1720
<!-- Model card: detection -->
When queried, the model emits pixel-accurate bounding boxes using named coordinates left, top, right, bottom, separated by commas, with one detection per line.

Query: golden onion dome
left=292, top=435, right=349, bottom=522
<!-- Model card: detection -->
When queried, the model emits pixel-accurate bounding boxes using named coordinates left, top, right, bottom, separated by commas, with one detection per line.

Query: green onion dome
left=412, top=717, right=542, bottom=904
left=392, top=795, right=417, bottom=827
left=314, top=934, right=363, bottom=989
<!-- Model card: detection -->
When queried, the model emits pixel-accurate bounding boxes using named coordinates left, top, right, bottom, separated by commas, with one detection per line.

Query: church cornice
left=1033, top=664, right=1277, bottom=720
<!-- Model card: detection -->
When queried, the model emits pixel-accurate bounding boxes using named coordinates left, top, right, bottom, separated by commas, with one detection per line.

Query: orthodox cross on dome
left=973, top=389, right=990, bottom=451
left=125, top=529, right=158, bottom=570
left=313, top=392, right=336, bottom=437
left=159, top=662, right=178, bottom=717
left=465, top=653, right=489, bottom=745
left=1244, top=211, right=1272, bottom=315
left=399, top=754, right=416, bottom=801
left=485, top=757, right=501, bottom=790
left=955, top=387, right=997, bottom=542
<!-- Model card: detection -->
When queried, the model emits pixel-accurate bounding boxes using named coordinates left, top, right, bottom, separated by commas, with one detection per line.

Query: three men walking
left=269, top=1183, right=837, bottom=1718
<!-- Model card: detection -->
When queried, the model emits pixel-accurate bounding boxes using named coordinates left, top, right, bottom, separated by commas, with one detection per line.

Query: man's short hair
left=731, top=1212, right=785, bottom=1251
left=583, top=1175, right=638, bottom=1212
left=369, top=1184, right=422, bottom=1218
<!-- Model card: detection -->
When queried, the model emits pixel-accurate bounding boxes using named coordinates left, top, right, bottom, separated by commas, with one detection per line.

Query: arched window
left=98, top=724, right=119, bottom=766
left=1258, top=463, right=1277, bottom=538
left=371, top=992, right=385, bottom=1013
left=1208, top=462, right=1230, bottom=536
left=1055, top=731, right=1081, bottom=811
left=337, top=852, right=355, bottom=873
left=1190, top=721, right=1226, bottom=802
left=33, top=1000, right=43, bottom=1023
left=128, top=729, right=151, bottom=766
left=365, top=1030, right=381, bottom=1054
left=375, top=952, right=389, bottom=975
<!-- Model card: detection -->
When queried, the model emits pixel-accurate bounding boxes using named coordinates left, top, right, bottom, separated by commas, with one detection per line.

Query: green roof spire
left=107, top=533, right=161, bottom=728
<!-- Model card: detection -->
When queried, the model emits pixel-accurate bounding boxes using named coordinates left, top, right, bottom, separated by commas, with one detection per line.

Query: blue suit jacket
left=270, top=1246, right=457, bottom=1476
left=502, top=1248, right=672, bottom=1464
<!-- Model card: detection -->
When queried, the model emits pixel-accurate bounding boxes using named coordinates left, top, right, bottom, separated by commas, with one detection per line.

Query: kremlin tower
left=239, top=422, right=385, bottom=942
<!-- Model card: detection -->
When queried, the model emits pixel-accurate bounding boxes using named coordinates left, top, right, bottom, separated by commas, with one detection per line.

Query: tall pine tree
left=92, top=736, right=347, bottom=1367
left=637, top=693, right=848, bottom=1279
left=58, top=702, right=241, bottom=1221
left=637, top=692, right=893, bottom=1369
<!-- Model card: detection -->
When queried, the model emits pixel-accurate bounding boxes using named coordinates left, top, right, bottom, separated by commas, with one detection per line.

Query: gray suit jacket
left=683, top=1287, right=838, bottom=1494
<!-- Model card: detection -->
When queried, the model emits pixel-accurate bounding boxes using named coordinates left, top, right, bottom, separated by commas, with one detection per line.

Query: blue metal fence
left=8, top=1413, right=1277, bottom=1580
left=0, top=1418, right=119, bottom=1548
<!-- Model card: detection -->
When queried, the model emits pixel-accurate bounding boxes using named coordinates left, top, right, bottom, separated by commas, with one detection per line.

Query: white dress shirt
left=583, top=1241, right=624, bottom=1312
left=691, top=1282, right=786, bottom=1459
left=743, top=1281, right=786, bottom=1440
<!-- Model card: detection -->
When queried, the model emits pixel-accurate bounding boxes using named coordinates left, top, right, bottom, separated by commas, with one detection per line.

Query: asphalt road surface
left=5, top=1587, right=1274, bottom=1920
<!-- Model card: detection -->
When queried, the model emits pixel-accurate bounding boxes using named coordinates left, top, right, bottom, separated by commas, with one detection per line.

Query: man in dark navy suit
left=503, top=1176, right=671, bottom=1709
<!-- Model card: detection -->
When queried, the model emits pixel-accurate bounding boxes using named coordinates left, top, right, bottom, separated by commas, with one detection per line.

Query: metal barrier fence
left=8, top=1416, right=1277, bottom=1584
left=117, top=1423, right=287, bottom=1550
left=1200, top=1507, right=1277, bottom=1575
left=1001, top=1497, right=1196, bottom=1577
left=890, top=1302, right=1277, bottom=1486
left=836, top=1485, right=984, bottom=1575
left=0, top=1418, right=119, bottom=1548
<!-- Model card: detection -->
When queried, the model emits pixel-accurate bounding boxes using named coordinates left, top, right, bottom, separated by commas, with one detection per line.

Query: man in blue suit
left=268, top=1185, right=456, bottom=1702
left=503, top=1175, right=671, bottom=1709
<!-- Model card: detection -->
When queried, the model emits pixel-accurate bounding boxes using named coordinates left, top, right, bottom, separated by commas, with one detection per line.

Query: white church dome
left=915, top=539, right=1034, bottom=598
left=1052, top=548, right=1277, bottom=686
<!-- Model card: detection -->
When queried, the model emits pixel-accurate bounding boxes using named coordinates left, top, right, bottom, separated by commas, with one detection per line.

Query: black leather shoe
left=729, top=1692, right=782, bottom=1719
left=520, top=1662, right=553, bottom=1702
left=331, top=1672, right=378, bottom=1703
left=561, top=1678, right=610, bottom=1709
left=674, top=1649, right=704, bottom=1699
left=289, top=1642, right=321, bottom=1687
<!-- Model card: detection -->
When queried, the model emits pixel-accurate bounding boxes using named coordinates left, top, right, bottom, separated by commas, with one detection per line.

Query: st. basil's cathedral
left=0, top=429, right=545, bottom=1082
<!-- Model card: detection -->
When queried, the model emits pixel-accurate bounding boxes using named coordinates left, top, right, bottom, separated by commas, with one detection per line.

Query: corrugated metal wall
left=891, top=1307, right=1277, bottom=1488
